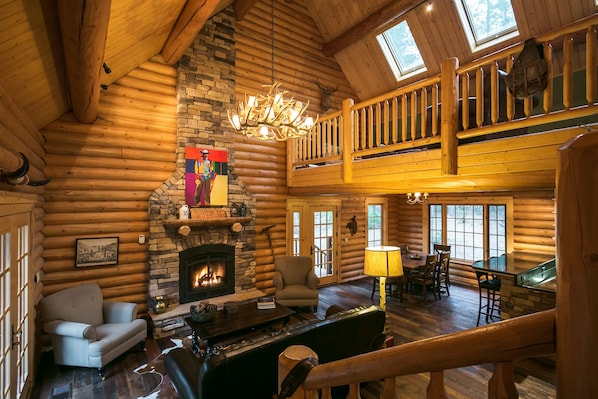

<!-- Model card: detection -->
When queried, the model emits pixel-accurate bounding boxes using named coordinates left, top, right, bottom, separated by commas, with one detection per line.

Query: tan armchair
left=273, top=256, right=320, bottom=311
left=38, top=283, right=147, bottom=379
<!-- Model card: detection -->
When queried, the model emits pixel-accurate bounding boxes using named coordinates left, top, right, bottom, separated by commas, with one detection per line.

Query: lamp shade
left=364, top=246, right=404, bottom=277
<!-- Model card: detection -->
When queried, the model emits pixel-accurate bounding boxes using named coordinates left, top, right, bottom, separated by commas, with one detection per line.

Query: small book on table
left=257, top=296, right=276, bottom=309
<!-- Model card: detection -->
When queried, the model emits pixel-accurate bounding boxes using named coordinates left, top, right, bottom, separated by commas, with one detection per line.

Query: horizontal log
left=45, top=178, right=165, bottom=192
left=43, top=143, right=176, bottom=162
left=141, top=58, right=177, bottom=76
left=43, top=130, right=177, bottom=152
left=42, top=272, right=149, bottom=296
left=46, top=118, right=177, bottom=140
left=114, top=75, right=176, bottom=96
left=100, top=90, right=177, bottom=115
left=45, top=166, right=173, bottom=182
left=125, top=68, right=177, bottom=87
left=43, top=190, right=156, bottom=202
left=513, top=227, right=555, bottom=238
left=44, top=154, right=174, bottom=172
left=44, top=211, right=148, bottom=225
left=106, top=82, right=177, bottom=106
left=43, top=221, right=149, bottom=237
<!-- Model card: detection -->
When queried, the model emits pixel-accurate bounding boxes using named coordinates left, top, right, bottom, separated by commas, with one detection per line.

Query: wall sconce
left=346, top=215, right=358, bottom=236
left=406, top=192, right=428, bottom=205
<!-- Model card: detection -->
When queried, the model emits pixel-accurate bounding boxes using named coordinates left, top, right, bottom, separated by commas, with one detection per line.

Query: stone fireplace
left=146, top=8, right=259, bottom=337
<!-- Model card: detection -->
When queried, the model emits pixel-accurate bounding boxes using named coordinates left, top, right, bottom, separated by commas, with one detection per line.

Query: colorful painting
left=185, top=147, right=228, bottom=207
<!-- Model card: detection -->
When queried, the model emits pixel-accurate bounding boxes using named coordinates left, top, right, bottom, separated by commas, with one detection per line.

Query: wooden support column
left=161, top=0, right=221, bottom=65
left=440, top=58, right=459, bottom=175
left=556, top=132, right=598, bottom=397
left=57, top=0, right=111, bottom=124
left=427, top=371, right=448, bottom=399
left=278, top=345, right=319, bottom=399
left=342, top=98, right=354, bottom=183
left=488, top=362, right=518, bottom=399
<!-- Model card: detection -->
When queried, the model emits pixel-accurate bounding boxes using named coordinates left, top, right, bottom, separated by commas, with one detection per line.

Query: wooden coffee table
left=185, top=301, right=295, bottom=353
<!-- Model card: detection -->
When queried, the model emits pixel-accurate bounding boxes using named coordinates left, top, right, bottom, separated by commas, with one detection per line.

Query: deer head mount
left=0, top=152, right=51, bottom=186
left=315, top=80, right=339, bottom=112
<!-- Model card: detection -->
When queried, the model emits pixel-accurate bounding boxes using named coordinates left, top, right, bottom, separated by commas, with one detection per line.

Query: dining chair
left=436, top=251, right=451, bottom=297
left=433, top=244, right=452, bottom=290
left=406, top=253, right=439, bottom=303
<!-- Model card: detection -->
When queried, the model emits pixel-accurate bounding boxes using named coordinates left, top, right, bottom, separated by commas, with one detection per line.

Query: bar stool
left=474, top=269, right=501, bottom=326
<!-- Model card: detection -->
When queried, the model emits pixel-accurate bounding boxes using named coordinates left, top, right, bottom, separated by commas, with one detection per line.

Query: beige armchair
left=38, top=283, right=147, bottom=379
left=273, top=256, right=320, bottom=311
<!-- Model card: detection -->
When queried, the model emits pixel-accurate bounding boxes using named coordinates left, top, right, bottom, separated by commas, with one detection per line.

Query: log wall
left=41, top=57, right=177, bottom=314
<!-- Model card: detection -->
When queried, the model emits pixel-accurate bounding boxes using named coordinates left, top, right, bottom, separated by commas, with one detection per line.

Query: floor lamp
left=364, top=246, right=404, bottom=311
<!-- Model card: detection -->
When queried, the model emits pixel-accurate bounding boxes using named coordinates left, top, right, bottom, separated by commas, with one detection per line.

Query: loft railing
left=290, top=14, right=597, bottom=177
left=278, top=132, right=598, bottom=398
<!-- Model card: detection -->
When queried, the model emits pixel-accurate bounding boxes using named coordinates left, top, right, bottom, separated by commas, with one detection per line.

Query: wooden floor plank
left=30, top=279, right=556, bottom=398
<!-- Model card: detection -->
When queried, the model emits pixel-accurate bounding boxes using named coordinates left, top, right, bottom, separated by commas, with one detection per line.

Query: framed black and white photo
left=75, top=237, right=119, bottom=267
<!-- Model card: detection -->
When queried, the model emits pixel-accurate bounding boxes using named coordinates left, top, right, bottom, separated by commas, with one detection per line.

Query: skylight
left=456, top=0, right=519, bottom=51
left=377, top=20, right=426, bottom=81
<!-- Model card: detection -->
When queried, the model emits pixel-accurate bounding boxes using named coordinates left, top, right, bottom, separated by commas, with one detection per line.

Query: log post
left=440, top=58, right=459, bottom=175
left=341, top=98, right=355, bottom=184
left=488, top=361, right=518, bottom=399
left=278, top=345, right=319, bottom=399
left=57, top=0, right=111, bottom=124
left=556, top=132, right=598, bottom=397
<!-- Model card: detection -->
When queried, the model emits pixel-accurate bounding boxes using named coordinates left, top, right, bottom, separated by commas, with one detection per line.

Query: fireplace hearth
left=179, top=244, right=235, bottom=303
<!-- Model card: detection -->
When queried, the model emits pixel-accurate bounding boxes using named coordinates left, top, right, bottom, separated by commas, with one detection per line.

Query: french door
left=0, top=203, right=33, bottom=399
left=287, top=199, right=340, bottom=286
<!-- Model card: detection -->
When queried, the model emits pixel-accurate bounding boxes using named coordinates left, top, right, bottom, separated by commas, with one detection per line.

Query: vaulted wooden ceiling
left=0, top=0, right=595, bottom=129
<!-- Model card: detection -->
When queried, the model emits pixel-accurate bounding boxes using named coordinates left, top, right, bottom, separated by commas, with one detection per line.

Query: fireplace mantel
left=163, top=217, right=252, bottom=230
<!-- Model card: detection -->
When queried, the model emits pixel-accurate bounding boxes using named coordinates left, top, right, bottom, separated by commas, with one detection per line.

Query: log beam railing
left=279, top=308, right=555, bottom=399
left=289, top=15, right=598, bottom=182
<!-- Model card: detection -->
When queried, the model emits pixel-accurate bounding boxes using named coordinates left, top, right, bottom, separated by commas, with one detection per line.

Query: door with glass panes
left=0, top=205, right=33, bottom=399
left=287, top=200, right=339, bottom=286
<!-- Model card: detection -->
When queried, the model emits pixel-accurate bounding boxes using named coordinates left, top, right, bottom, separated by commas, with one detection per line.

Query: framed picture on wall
left=184, top=147, right=228, bottom=207
left=75, top=237, right=119, bottom=267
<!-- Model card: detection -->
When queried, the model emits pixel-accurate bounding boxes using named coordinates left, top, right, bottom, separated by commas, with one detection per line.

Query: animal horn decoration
left=0, top=152, right=51, bottom=186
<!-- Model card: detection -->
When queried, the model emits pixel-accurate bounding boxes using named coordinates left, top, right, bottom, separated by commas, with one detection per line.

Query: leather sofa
left=164, top=305, right=385, bottom=399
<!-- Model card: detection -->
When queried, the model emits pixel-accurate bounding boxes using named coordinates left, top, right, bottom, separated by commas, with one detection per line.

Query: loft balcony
left=288, top=15, right=598, bottom=195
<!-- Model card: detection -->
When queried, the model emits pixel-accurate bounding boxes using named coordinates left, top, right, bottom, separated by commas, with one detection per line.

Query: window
left=377, top=20, right=426, bottom=81
left=455, top=0, right=519, bottom=51
left=367, top=204, right=383, bottom=247
left=428, top=201, right=509, bottom=262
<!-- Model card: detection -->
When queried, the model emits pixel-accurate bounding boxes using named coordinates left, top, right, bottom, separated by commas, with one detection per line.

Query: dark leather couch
left=164, top=305, right=385, bottom=399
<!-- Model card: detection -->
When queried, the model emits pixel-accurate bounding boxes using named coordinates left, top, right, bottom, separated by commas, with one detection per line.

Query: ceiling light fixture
left=227, top=0, right=317, bottom=141
left=406, top=192, right=428, bottom=205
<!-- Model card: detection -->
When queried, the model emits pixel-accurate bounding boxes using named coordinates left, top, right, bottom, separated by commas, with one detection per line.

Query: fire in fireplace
left=179, top=244, right=235, bottom=303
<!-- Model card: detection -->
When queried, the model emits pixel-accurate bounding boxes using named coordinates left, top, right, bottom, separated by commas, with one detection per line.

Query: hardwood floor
left=30, top=279, right=556, bottom=398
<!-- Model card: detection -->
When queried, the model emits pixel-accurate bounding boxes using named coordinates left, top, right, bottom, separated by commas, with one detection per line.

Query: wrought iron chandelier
left=406, top=192, right=428, bottom=205
left=227, top=0, right=317, bottom=141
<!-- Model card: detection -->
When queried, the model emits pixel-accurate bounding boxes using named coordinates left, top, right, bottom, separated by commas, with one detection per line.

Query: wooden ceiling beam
left=161, top=0, right=222, bottom=65
left=57, top=0, right=111, bottom=124
left=234, top=0, right=260, bottom=21
left=321, top=0, right=425, bottom=57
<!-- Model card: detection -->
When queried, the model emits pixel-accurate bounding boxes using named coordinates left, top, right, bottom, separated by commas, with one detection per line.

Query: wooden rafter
left=321, top=0, right=424, bottom=57
left=161, top=0, right=222, bottom=65
left=233, top=0, right=259, bottom=21
left=57, top=0, right=111, bottom=124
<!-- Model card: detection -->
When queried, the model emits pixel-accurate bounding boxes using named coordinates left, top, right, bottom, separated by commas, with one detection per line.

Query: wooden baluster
left=562, top=34, right=573, bottom=110
left=346, top=382, right=361, bottom=399
left=543, top=42, right=553, bottom=114
left=427, top=371, right=448, bottom=399
left=505, top=55, right=514, bottom=121
left=320, top=387, right=332, bottom=399
left=488, top=361, right=518, bottom=399
left=421, top=87, right=428, bottom=138
left=490, top=62, right=499, bottom=124
left=461, top=72, right=470, bottom=131
left=382, top=99, right=389, bottom=144
left=375, top=102, right=382, bottom=148
left=586, top=25, right=596, bottom=104
left=381, top=335, right=398, bottom=399
left=391, top=96, right=399, bottom=144
left=476, top=67, right=484, bottom=127
left=431, top=83, right=439, bottom=136
left=401, top=93, right=408, bottom=143
left=410, top=90, right=418, bottom=141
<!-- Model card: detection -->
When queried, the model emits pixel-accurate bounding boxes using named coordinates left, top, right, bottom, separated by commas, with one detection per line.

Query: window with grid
left=367, top=204, right=383, bottom=247
left=429, top=203, right=507, bottom=261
